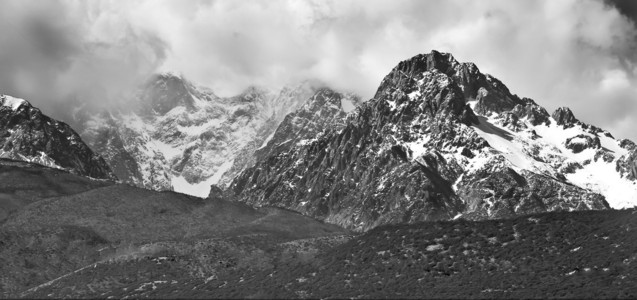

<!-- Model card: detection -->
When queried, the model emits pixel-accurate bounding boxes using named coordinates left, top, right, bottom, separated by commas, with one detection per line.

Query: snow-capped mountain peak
left=228, top=50, right=636, bottom=231
left=0, top=95, right=28, bottom=111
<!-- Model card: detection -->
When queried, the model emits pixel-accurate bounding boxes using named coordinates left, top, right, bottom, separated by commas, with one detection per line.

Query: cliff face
left=216, top=87, right=362, bottom=188
left=227, top=51, right=621, bottom=232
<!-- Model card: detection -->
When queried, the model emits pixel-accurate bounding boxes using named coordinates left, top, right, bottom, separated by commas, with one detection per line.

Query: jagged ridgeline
left=228, top=50, right=637, bottom=232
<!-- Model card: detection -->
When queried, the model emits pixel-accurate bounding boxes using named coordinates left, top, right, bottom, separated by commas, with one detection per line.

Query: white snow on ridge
left=386, top=99, right=397, bottom=111
left=405, top=135, right=431, bottom=159
left=176, top=118, right=224, bottom=136
left=340, top=97, right=357, bottom=113
left=567, top=159, right=637, bottom=209
left=466, top=99, right=478, bottom=110
left=147, top=140, right=183, bottom=161
left=599, top=134, right=627, bottom=157
left=568, top=137, right=588, bottom=145
left=472, top=116, right=536, bottom=171
left=36, top=151, right=60, bottom=169
left=463, top=151, right=495, bottom=173
left=532, top=120, right=637, bottom=208
left=408, top=91, right=421, bottom=101
left=0, top=149, right=63, bottom=171
left=468, top=113, right=637, bottom=209
left=533, top=122, right=593, bottom=161
left=171, top=175, right=213, bottom=198
left=1, top=95, right=27, bottom=110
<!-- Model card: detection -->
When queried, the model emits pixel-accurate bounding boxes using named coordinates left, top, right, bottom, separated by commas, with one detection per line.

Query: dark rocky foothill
left=0, top=95, right=115, bottom=180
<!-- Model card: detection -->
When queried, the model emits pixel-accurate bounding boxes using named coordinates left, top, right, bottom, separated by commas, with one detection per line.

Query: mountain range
left=2, top=50, right=637, bottom=230
left=1, top=50, right=637, bottom=298
left=69, top=74, right=359, bottom=197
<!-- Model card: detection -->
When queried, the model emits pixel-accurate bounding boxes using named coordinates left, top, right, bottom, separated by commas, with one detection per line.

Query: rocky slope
left=0, top=160, right=347, bottom=297
left=0, top=158, right=113, bottom=223
left=227, top=50, right=637, bottom=231
left=75, top=74, right=321, bottom=196
left=0, top=95, right=115, bottom=180
left=20, top=209, right=637, bottom=299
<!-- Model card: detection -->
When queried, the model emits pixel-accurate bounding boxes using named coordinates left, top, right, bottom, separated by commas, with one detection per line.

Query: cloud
left=0, top=0, right=636, bottom=141
left=0, top=0, right=166, bottom=115
left=606, top=0, right=637, bottom=23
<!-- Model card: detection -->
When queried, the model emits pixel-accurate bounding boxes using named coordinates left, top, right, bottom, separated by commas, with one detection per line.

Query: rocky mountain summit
left=0, top=94, right=114, bottom=180
left=75, top=74, right=326, bottom=196
left=226, top=50, right=637, bottom=231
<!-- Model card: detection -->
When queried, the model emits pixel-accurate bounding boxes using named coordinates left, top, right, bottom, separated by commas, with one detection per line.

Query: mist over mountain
left=0, top=0, right=636, bottom=141
left=67, top=73, right=358, bottom=197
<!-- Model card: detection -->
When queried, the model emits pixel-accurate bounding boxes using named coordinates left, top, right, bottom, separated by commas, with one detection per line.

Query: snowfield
left=467, top=112, right=637, bottom=209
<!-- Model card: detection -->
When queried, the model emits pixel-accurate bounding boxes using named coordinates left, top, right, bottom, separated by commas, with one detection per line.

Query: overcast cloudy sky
left=0, top=0, right=636, bottom=139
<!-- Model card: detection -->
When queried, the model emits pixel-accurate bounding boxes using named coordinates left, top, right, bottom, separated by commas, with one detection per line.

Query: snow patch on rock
left=1, top=95, right=27, bottom=110
left=469, top=109, right=637, bottom=209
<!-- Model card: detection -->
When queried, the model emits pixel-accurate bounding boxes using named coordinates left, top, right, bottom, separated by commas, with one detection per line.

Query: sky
left=0, top=0, right=636, bottom=140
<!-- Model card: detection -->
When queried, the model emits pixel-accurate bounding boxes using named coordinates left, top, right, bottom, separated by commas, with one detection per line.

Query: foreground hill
left=0, top=159, right=113, bottom=223
left=0, top=162, right=347, bottom=297
left=0, top=95, right=115, bottom=180
left=227, top=50, right=637, bottom=231
left=22, top=209, right=637, bottom=299
left=273, top=209, right=637, bottom=299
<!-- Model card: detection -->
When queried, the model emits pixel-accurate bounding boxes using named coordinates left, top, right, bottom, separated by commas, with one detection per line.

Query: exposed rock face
left=594, top=149, right=615, bottom=163
left=217, top=87, right=361, bottom=187
left=617, top=152, right=637, bottom=181
left=74, top=74, right=324, bottom=196
left=79, top=112, right=143, bottom=185
left=552, top=107, right=579, bottom=128
left=0, top=95, right=115, bottom=180
left=511, top=99, right=551, bottom=126
left=457, top=164, right=606, bottom=220
left=227, top=51, right=631, bottom=232
left=552, top=107, right=607, bottom=136
left=620, top=139, right=637, bottom=151
left=565, top=134, right=601, bottom=154
left=616, top=139, right=637, bottom=180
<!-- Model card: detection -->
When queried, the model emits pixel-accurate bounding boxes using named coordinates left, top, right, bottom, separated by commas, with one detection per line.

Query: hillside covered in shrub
left=24, top=209, right=637, bottom=299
